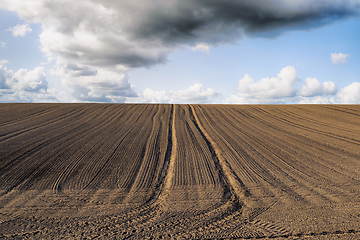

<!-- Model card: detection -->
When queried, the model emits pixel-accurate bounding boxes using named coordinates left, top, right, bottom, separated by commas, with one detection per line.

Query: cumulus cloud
left=8, top=24, right=32, bottom=37
left=337, top=82, right=360, bottom=103
left=49, top=58, right=136, bottom=102
left=127, top=83, right=218, bottom=103
left=225, top=66, right=341, bottom=104
left=142, top=88, right=169, bottom=103
left=0, top=65, right=64, bottom=102
left=13, top=67, right=48, bottom=92
left=1, top=1, right=360, bottom=103
left=0, top=66, right=47, bottom=92
left=0, top=60, right=9, bottom=64
left=192, top=44, right=210, bottom=54
left=224, top=95, right=285, bottom=104
left=299, top=78, right=337, bottom=97
left=127, top=88, right=169, bottom=103
left=331, top=52, right=350, bottom=64
left=2, top=0, right=359, bottom=70
left=235, top=66, right=300, bottom=100
left=170, top=83, right=218, bottom=103
left=298, top=96, right=336, bottom=104
left=61, top=69, right=137, bottom=103
left=299, top=82, right=360, bottom=104
left=0, top=65, right=13, bottom=89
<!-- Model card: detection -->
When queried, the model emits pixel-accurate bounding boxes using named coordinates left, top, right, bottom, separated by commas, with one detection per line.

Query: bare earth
left=0, top=103, right=359, bottom=239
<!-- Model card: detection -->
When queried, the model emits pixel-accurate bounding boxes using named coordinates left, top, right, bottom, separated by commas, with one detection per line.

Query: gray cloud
left=1, top=0, right=359, bottom=103
left=3, top=0, right=359, bottom=70
left=129, top=0, right=360, bottom=45
left=64, top=63, right=98, bottom=77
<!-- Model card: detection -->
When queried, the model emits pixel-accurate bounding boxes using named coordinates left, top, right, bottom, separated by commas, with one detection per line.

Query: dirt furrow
left=253, top=106, right=360, bottom=147
left=0, top=104, right=110, bottom=170
left=145, top=104, right=174, bottom=205
left=202, top=105, right=357, bottom=205
left=188, top=105, right=239, bottom=202
left=0, top=103, right=61, bottom=126
left=0, top=104, right=92, bottom=141
left=1, top=104, right=360, bottom=239
left=194, top=104, right=360, bottom=236
left=0, top=105, right=128, bottom=194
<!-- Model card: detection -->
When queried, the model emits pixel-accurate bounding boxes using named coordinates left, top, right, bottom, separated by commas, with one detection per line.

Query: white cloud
left=235, top=66, right=300, bottom=100
left=142, top=88, right=169, bottom=103
left=0, top=60, right=9, bottom=64
left=331, top=52, right=350, bottom=64
left=299, top=78, right=337, bottom=97
left=225, top=66, right=343, bottom=104
left=192, top=43, right=210, bottom=54
left=0, top=42, right=5, bottom=47
left=297, top=81, right=360, bottom=104
left=51, top=58, right=136, bottom=102
left=127, top=88, right=169, bottom=103
left=2, top=1, right=359, bottom=70
left=127, top=83, right=218, bottom=103
left=1, top=1, right=360, bottom=103
left=298, top=96, right=336, bottom=104
left=299, top=82, right=360, bottom=104
left=337, top=82, right=360, bottom=103
left=13, top=67, right=47, bottom=92
left=0, top=66, right=47, bottom=92
left=170, top=83, right=218, bottom=103
left=0, top=65, right=64, bottom=102
left=0, top=65, right=13, bottom=89
left=8, top=24, right=32, bottom=37
left=61, top=69, right=137, bottom=103
left=224, top=95, right=286, bottom=104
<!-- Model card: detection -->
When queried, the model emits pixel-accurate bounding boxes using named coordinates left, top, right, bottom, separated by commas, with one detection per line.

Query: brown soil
left=0, top=103, right=359, bottom=239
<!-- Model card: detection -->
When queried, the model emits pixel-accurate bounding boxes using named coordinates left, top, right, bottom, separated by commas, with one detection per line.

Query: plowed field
left=1, top=103, right=359, bottom=239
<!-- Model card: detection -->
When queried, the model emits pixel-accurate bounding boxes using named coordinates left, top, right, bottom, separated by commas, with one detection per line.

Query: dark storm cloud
left=130, top=0, right=360, bottom=45
left=4, top=0, right=359, bottom=69
left=2, top=0, right=359, bottom=103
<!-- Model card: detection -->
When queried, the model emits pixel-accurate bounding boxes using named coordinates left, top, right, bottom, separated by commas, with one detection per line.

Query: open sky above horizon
left=0, top=0, right=360, bottom=104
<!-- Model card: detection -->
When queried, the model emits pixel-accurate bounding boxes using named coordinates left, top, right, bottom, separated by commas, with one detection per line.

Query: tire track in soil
left=208, top=106, right=324, bottom=204
left=2, top=104, right=359, bottom=239
left=112, top=105, right=176, bottom=239
left=0, top=104, right=172, bottom=239
left=122, top=105, right=288, bottom=239
left=191, top=105, right=360, bottom=238
left=188, top=105, right=240, bottom=204
left=82, top=105, right=174, bottom=237
left=212, top=105, right=354, bottom=203
left=190, top=105, right=294, bottom=238
left=233, top=106, right=360, bottom=195
left=120, top=105, right=243, bottom=239
left=144, top=104, right=174, bottom=205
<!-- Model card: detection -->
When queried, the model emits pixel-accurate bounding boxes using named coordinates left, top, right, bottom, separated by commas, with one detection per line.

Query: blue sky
left=0, top=1, right=360, bottom=103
